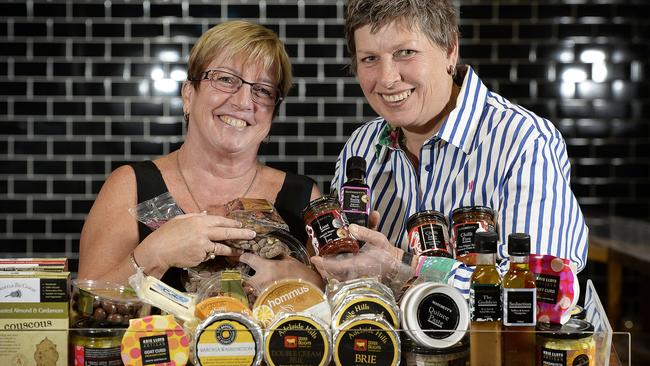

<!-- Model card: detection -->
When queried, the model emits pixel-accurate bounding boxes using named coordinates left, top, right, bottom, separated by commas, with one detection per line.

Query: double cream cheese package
left=264, top=313, right=332, bottom=366
left=0, top=266, right=70, bottom=366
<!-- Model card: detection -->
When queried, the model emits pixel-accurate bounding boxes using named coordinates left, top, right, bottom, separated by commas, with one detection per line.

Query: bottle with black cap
left=340, top=156, right=370, bottom=229
left=469, top=231, right=502, bottom=366
left=503, top=233, right=536, bottom=366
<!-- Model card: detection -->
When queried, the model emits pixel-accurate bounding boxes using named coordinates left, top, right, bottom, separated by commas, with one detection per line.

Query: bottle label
left=540, top=347, right=592, bottom=366
left=470, top=284, right=502, bottom=321
left=535, top=274, right=561, bottom=304
left=74, top=344, right=122, bottom=366
left=305, top=210, right=351, bottom=255
left=341, top=186, right=370, bottom=214
left=503, top=288, right=536, bottom=326
left=408, top=223, right=448, bottom=255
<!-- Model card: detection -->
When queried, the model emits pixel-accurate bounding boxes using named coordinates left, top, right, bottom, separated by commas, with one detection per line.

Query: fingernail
left=246, top=230, right=256, bottom=237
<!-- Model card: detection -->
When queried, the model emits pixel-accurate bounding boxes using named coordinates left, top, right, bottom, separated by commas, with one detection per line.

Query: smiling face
left=182, top=55, right=277, bottom=155
left=354, top=20, right=458, bottom=135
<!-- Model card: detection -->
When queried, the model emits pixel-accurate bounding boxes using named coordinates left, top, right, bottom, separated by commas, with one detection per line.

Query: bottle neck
left=508, top=254, right=529, bottom=268
left=476, top=252, right=496, bottom=265
left=346, top=175, right=365, bottom=182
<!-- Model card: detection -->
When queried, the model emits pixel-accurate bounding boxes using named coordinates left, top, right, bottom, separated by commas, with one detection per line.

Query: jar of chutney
left=451, top=206, right=496, bottom=265
left=406, top=210, right=452, bottom=258
left=302, top=196, right=360, bottom=256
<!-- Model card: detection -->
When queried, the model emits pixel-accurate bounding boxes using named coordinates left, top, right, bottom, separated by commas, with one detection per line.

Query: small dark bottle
left=340, top=156, right=371, bottom=228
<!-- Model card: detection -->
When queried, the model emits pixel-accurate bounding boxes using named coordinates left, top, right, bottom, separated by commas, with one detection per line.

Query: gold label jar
left=450, top=206, right=496, bottom=265
left=406, top=210, right=452, bottom=258
left=536, top=319, right=595, bottom=366
left=70, top=330, right=123, bottom=366
left=302, top=196, right=360, bottom=256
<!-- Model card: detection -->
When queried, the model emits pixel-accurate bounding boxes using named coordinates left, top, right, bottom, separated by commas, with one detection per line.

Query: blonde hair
left=187, top=20, right=292, bottom=102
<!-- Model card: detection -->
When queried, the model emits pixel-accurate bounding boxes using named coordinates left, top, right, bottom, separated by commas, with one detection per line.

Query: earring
left=183, top=112, right=189, bottom=123
left=447, top=64, right=456, bottom=77
left=263, top=135, right=271, bottom=144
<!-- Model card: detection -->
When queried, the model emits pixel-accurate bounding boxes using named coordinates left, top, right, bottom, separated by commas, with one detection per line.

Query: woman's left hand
left=238, top=253, right=324, bottom=293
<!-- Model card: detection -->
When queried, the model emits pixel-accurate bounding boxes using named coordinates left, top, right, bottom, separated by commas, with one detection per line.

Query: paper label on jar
left=334, top=321, right=398, bottom=366
left=305, top=210, right=351, bottom=254
left=540, top=347, right=593, bottom=366
left=470, top=284, right=502, bottom=322
left=416, top=292, right=460, bottom=340
left=453, top=223, right=479, bottom=256
left=503, top=288, right=536, bottom=326
left=535, top=274, right=561, bottom=304
left=253, top=280, right=330, bottom=327
left=74, top=344, right=121, bottom=366
left=139, top=334, right=171, bottom=364
left=196, top=319, right=257, bottom=366
left=408, top=224, right=448, bottom=255
left=265, top=317, right=329, bottom=366
left=335, top=298, right=399, bottom=328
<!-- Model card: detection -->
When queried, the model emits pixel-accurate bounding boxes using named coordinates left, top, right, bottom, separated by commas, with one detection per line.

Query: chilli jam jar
left=450, top=206, right=496, bottom=265
left=406, top=210, right=452, bottom=258
left=302, top=196, right=360, bottom=256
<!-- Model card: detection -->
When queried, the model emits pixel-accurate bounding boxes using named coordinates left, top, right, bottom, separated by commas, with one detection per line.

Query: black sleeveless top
left=130, top=160, right=315, bottom=291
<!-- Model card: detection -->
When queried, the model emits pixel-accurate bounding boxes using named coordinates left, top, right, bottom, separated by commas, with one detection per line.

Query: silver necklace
left=175, top=150, right=259, bottom=212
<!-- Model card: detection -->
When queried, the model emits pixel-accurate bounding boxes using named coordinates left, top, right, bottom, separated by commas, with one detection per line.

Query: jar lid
left=401, top=335, right=468, bottom=355
left=331, top=293, right=400, bottom=329
left=71, top=328, right=125, bottom=339
left=301, top=196, right=338, bottom=219
left=406, top=210, right=447, bottom=229
left=346, top=156, right=367, bottom=177
left=252, top=279, right=330, bottom=327
left=400, top=282, right=469, bottom=349
left=451, top=206, right=494, bottom=218
left=332, top=315, right=400, bottom=366
left=194, top=312, right=263, bottom=366
left=570, top=305, right=586, bottom=320
left=536, top=319, right=594, bottom=340
left=507, top=233, right=531, bottom=255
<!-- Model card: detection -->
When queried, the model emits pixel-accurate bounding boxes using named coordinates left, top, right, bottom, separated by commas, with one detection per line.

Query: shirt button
left=425, top=165, right=433, bottom=172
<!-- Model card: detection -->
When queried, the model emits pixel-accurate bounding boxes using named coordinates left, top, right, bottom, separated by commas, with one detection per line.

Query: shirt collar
left=374, top=65, right=489, bottom=156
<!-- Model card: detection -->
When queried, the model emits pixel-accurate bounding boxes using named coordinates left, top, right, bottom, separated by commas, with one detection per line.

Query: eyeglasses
left=190, top=69, right=283, bottom=107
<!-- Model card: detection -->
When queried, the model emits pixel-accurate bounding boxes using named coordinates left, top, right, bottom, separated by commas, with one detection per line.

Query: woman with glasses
left=78, top=21, right=323, bottom=291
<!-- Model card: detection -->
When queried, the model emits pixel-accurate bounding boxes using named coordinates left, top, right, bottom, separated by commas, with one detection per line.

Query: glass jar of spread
left=451, top=206, right=496, bottom=265
left=401, top=336, right=469, bottom=366
left=406, top=210, right=452, bottom=258
left=70, top=329, right=123, bottom=366
left=302, top=196, right=359, bottom=256
left=536, top=319, right=595, bottom=366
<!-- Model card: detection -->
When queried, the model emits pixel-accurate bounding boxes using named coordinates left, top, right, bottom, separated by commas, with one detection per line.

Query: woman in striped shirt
left=311, top=0, right=588, bottom=297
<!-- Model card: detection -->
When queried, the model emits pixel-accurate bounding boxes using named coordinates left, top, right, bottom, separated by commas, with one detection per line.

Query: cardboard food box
left=0, top=268, right=70, bottom=366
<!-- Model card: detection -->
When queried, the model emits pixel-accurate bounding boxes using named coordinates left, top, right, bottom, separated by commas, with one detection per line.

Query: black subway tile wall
left=1, top=0, right=648, bottom=266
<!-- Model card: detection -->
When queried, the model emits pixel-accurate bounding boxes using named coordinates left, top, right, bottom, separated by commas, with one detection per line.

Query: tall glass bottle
left=469, top=231, right=502, bottom=366
left=340, top=156, right=370, bottom=228
left=503, top=233, right=536, bottom=366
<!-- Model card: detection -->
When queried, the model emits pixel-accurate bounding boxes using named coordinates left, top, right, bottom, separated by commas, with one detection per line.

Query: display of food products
left=121, top=314, right=190, bottom=366
left=469, top=231, right=502, bottom=366
left=503, top=233, right=536, bottom=366
left=332, top=315, right=400, bottom=366
left=70, top=329, right=123, bottom=366
left=70, top=279, right=149, bottom=328
left=302, top=196, right=360, bottom=256
left=252, top=279, right=331, bottom=327
left=193, top=311, right=263, bottom=366
left=400, top=336, right=469, bottom=366
left=450, top=206, right=496, bottom=265
left=529, top=254, right=579, bottom=324
left=399, top=282, right=469, bottom=349
left=406, top=210, right=452, bottom=258
left=536, top=319, right=595, bottom=366
left=264, top=313, right=332, bottom=366
left=340, top=156, right=371, bottom=228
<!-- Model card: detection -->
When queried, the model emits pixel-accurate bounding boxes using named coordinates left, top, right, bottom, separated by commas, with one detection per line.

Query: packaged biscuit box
left=0, top=261, right=70, bottom=366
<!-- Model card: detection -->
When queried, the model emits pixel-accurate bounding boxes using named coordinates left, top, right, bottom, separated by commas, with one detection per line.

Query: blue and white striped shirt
left=331, top=66, right=588, bottom=297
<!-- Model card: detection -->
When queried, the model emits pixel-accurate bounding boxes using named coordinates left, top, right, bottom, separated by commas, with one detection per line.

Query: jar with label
left=302, top=196, right=360, bottom=256
left=406, top=210, right=452, bottom=258
left=451, top=206, right=496, bottom=265
left=536, top=319, right=595, bottom=366
left=70, top=329, right=123, bottom=366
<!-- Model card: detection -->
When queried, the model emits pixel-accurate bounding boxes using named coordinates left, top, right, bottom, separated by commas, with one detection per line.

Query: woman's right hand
left=143, top=212, right=256, bottom=270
